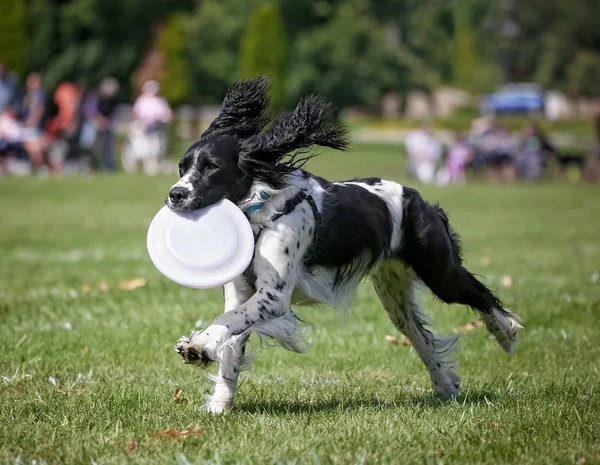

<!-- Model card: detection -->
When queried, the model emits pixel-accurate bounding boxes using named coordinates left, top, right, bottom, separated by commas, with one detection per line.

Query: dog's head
left=166, top=77, right=348, bottom=212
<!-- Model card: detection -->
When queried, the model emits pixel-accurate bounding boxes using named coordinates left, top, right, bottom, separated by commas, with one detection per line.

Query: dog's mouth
left=164, top=197, right=204, bottom=212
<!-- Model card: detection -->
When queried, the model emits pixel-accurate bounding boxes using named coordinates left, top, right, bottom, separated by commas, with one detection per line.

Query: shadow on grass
left=236, top=390, right=504, bottom=415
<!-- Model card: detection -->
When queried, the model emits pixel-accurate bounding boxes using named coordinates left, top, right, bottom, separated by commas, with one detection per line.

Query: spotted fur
left=169, top=77, right=521, bottom=413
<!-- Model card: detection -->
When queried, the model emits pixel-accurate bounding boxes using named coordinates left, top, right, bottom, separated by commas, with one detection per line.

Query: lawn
left=1, top=143, right=599, bottom=464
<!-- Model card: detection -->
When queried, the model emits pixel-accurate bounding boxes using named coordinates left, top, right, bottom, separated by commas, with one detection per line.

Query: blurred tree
left=21, top=0, right=600, bottom=106
left=0, top=0, right=28, bottom=77
left=452, top=0, right=478, bottom=90
left=28, top=0, right=193, bottom=98
left=512, top=0, right=600, bottom=95
left=27, top=0, right=58, bottom=76
left=565, top=50, right=600, bottom=98
left=286, top=0, right=439, bottom=109
left=187, top=0, right=263, bottom=104
left=239, top=2, right=288, bottom=111
left=156, top=14, right=190, bottom=106
left=402, top=0, right=454, bottom=83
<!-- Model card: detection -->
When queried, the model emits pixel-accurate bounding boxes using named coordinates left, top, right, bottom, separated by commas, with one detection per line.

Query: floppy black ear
left=239, top=95, right=348, bottom=169
left=201, top=77, right=271, bottom=140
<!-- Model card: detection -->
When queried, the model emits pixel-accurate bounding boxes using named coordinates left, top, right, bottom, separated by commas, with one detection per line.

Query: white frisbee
left=147, top=199, right=254, bottom=289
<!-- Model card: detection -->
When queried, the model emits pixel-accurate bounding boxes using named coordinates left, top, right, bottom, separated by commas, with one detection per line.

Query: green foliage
left=156, top=15, right=190, bottom=107
left=287, top=0, right=439, bottom=109
left=452, top=0, right=474, bottom=84
left=565, top=50, right=600, bottom=98
left=27, top=0, right=59, bottom=74
left=17, top=0, right=600, bottom=105
left=0, top=0, right=27, bottom=77
left=28, top=0, right=193, bottom=96
left=186, top=0, right=263, bottom=104
left=239, top=2, right=288, bottom=111
left=513, top=0, right=600, bottom=96
left=452, top=0, right=492, bottom=92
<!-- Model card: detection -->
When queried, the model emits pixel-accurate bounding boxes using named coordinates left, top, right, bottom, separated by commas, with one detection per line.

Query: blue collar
left=243, top=188, right=321, bottom=227
left=242, top=191, right=272, bottom=216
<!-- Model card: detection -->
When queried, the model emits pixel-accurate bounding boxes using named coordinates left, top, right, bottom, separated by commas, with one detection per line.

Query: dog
left=168, top=77, right=521, bottom=414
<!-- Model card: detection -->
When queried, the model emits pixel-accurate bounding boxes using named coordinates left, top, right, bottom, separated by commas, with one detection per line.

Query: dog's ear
left=239, top=95, right=348, bottom=169
left=201, top=77, right=271, bottom=140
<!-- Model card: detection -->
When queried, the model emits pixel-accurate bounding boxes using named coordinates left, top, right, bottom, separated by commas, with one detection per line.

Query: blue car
left=481, top=84, right=545, bottom=114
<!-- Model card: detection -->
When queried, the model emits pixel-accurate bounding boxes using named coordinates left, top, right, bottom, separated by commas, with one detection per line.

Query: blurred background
left=1, top=0, right=599, bottom=183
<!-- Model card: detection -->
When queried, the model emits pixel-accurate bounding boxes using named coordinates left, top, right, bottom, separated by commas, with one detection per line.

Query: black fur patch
left=303, top=178, right=393, bottom=287
left=398, top=187, right=502, bottom=314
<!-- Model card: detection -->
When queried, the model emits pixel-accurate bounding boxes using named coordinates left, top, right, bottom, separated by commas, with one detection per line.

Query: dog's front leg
left=179, top=221, right=310, bottom=407
left=176, top=276, right=252, bottom=413
left=209, top=277, right=253, bottom=413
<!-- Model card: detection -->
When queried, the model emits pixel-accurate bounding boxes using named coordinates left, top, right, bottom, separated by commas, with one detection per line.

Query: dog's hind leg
left=400, top=187, right=521, bottom=353
left=371, top=260, right=461, bottom=400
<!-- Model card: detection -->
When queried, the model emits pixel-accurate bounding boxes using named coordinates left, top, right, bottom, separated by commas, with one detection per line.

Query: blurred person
left=21, top=72, right=46, bottom=130
left=132, top=80, right=172, bottom=131
left=124, top=80, right=172, bottom=174
left=44, top=82, right=80, bottom=174
left=480, top=122, right=516, bottom=183
left=468, top=115, right=493, bottom=171
left=404, top=122, right=443, bottom=184
left=0, top=106, right=25, bottom=158
left=77, top=79, right=98, bottom=151
left=0, top=105, right=46, bottom=175
left=95, top=77, right=120, bottom=171
left=515, top=122, right=553, bottom=181
left=0, top=63, right=20, bottom=114
left=437, top=132, right=474, bottom=185
left=18, top=72, right=48, bottom=171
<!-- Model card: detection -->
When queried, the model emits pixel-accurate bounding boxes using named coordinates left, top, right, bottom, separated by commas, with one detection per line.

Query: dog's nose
left=169, top=187, right=189, bottom=203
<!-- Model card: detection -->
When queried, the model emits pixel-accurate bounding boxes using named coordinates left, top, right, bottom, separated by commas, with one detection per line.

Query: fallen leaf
left=120, top=278, right=147, bottom=290
left=151, top=425, right=207, bottom=439
left=173, top=387, right=183, bottom=402
left=385, top=335, right=411, bottom=347
left=81, top=284, right=92, bottom=293
left=501, top=275, right=512, bottom=288
left=480, top=256, right=491, bottom=267
left=128, top=437, right=136, bottom=453
left=458, top=320, right=485, bottom=332
left=97, top=282, right=110, bottom=292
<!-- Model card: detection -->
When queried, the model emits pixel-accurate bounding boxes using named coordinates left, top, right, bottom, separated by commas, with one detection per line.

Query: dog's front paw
left=206, top=399, right=233, bottom=414
left=175, top=333, right=204, bottom=364
left=174, top=325, right=229, bottom=365
left=434, top=381, right=461, bottom=401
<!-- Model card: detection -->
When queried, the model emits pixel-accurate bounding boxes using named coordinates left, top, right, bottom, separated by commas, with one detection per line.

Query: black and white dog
left=168, top=78, right=520, bottom=413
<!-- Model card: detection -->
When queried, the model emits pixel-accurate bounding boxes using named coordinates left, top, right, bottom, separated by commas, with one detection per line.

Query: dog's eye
left=205, top=163, right=218, bottom=172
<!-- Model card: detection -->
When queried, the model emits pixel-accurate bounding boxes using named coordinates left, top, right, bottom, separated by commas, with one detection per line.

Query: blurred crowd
left=405, top=113, right=599, bottom=185
left=2, top=60, right=599, bottom=182
left=0, top=63, right=173, bottom=177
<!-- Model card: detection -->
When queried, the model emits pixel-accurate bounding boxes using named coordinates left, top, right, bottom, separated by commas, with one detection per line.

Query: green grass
left=1, top=143, right=600, bottom=464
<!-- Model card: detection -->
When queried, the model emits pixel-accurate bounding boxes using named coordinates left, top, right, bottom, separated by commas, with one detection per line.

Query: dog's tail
left=399, top=187, right=521, bottom=353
